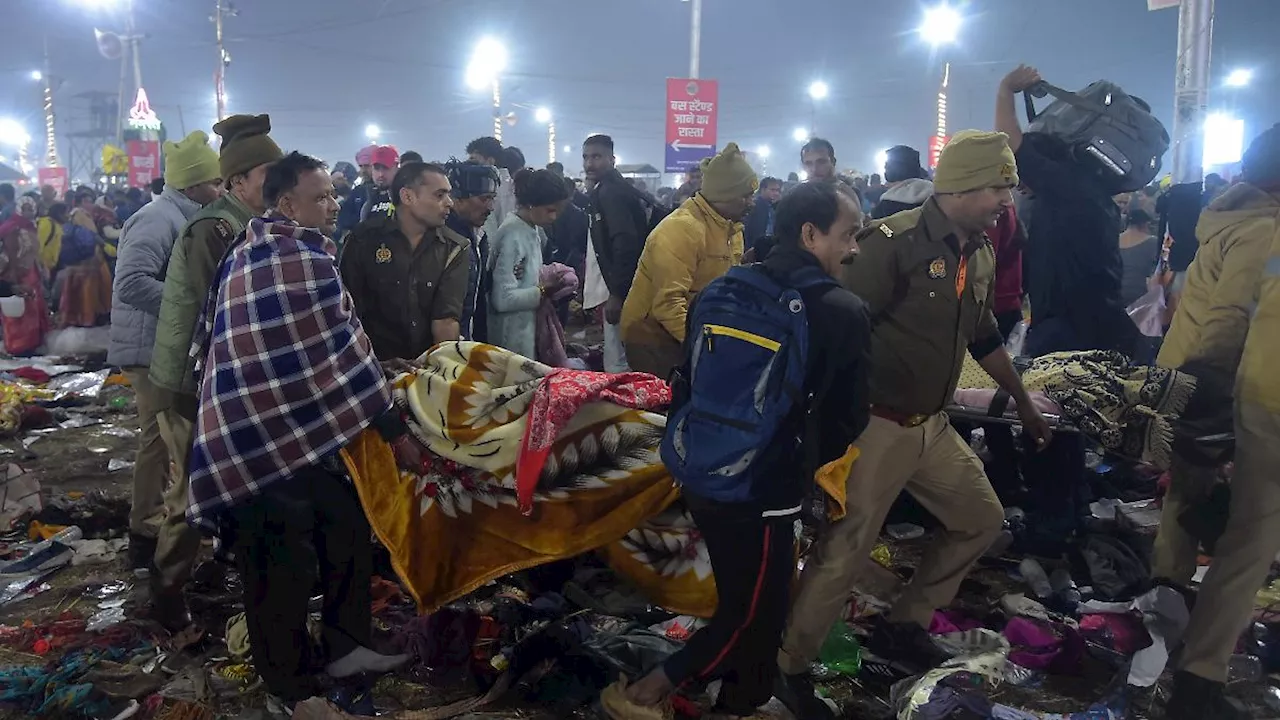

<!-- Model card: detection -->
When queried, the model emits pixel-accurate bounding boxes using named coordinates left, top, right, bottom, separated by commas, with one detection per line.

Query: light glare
left=0, top=118, right=31, bottom=148
left=1203, top=113, right=1245, bottom=166
left=466, top=37, right=509, bottom=90
left=1225, top=68, right=1253, bottom=88
left=921, top=4, right=962, bottom=46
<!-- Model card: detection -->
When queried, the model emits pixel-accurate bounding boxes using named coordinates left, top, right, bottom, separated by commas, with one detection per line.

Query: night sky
left=2, top=0, right=1276, bottom=180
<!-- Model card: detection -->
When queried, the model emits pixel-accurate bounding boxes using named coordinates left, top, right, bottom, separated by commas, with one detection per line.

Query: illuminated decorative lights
left=127, top=87, right=161, bottom=131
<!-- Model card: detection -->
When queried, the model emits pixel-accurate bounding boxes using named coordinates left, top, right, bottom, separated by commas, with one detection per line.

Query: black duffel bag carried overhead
left=1023, top=80, right=1171, bottom=194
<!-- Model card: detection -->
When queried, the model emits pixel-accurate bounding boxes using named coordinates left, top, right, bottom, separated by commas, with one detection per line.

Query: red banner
left=36, top=167, right=69, bottom=197
left=664, top=78, right=719, bottom=173
left=126, top=140, right=161, bottom=188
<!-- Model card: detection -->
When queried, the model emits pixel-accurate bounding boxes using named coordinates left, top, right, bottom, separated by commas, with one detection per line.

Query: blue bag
left=58, top=222, right=99, bottom=269
left=660, top=264, right=835, bottom=503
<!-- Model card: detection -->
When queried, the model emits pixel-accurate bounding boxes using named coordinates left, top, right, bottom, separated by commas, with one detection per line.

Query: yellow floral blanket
left=341, top=343, right=719, bottom=617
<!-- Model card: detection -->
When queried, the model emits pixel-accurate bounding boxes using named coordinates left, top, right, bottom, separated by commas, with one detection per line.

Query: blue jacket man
left=743, top=176, right=782, bottom=252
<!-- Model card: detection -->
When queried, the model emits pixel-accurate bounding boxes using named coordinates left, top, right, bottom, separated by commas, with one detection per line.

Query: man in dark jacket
left=546, top=176, right=590, bottom=323
left=743, top=176, right=782, bottom=252
left=601, top=181, right=872, bottom=720
left=871, top=145, right=935, bottom=219
left=361, top=145, right=399, bottom=222
left=336, top=146, right=375, bottom=241
left=443, top=160, right=500, bottom=342
left=583, top=134, right=648, bottom=372
left=995, top=64, right=1141, bottom=358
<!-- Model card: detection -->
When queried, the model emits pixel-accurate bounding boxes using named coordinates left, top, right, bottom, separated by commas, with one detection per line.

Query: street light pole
left=213, top=0, right=235, bottom=122
left=111, top=0, right=142, bottom=144
left=1171, top=0, right=1214, bottom=185
left=127, top=0, right=141, bottom=104
left=688, top=0, right=702, bottom=79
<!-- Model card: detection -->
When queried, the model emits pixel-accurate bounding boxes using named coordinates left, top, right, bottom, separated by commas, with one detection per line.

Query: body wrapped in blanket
left=344, top=344, right=1199, bottom=619
left=341, top=342, right=721, bottom=616
left=953, top=350, right=1196, bottom=470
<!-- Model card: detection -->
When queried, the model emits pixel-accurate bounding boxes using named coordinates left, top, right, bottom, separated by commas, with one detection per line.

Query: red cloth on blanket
left=515, top=369, right=671, bottom=514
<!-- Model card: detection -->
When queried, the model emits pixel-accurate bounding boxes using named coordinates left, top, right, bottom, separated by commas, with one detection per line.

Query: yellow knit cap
left=163, top=130, right=221, bottom=190
left=933, top=130, right=1019, bottom=194
left=699, top=143, right=759, bottom=203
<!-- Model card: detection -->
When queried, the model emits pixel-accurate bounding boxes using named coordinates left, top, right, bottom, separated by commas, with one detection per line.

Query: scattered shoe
left=146, top=588, right=193, bottom=633
left=189, top=559, right=228, bottom=589
left=325, top=646, right=410, bottom=679
left=126, top=533, right=157, bottom=577
left=866, top=620, right=953, bottom=672
left=600, top=676, right=673, bottom=720
left=772, top=672, right=836, bottom=720
left=1165, top=670, right=1248, bottom=720
left=0, top=541, right=73, bottom=577
left=326, top=685, right=376, bottom=716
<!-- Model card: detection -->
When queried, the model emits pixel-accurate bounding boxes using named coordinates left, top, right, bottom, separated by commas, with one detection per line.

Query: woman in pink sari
left=0, top=197, right=51, bottom=355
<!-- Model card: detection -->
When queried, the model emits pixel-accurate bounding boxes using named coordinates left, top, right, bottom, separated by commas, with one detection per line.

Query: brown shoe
left=600, top=677, right=673, bottom=720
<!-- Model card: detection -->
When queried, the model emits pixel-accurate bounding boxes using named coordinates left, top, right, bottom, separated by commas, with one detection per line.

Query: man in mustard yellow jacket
left=620, top=143, right=758, bottom=378
left=1164, top=123, right=1280, bottom=720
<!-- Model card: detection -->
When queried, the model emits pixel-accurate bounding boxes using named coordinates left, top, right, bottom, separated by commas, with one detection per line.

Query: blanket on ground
left=957, top=350, right=1196, bottom=469
left=341, top=342, right=718, bottom=616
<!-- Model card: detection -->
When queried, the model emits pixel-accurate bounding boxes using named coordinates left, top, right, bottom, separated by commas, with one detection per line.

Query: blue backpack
left=660, top=264, right=836, bottom=503
left=58, top=223, right=99, bottom=269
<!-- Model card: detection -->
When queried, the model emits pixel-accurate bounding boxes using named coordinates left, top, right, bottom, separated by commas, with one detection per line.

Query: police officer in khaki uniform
left=146, top=114, right=284, bottom=630
left=775, top=131, right=1053, bottom=712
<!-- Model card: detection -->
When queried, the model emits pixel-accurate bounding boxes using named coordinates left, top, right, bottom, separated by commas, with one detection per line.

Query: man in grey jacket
left=107, top=131, right=222, bottom=574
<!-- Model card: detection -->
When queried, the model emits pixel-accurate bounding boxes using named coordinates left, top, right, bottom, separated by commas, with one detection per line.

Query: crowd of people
left=0, top=176, right=139, bottom=355
left=0, top=59, right=1272, bottom=719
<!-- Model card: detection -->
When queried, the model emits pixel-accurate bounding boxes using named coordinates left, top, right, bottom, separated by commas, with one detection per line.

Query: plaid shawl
left=186, top=218, right=391, bottom=533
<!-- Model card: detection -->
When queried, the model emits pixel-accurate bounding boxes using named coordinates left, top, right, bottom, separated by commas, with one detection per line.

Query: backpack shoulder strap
left=725, top=264, right=787, bottom=299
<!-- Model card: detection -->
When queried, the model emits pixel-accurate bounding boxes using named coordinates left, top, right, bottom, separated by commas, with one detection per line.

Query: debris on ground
left=0, top=348, right=1272, bottom=720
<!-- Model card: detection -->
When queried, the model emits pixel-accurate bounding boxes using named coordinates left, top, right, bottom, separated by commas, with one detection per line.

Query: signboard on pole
left=1148, top=0, right=1180, bottom=10
left=126, top=140, right=161, bottom=188
left=664, top=78, right=719, bottom=173
left=927, top=135, right=950, bottom=170
left=36, top=167, right=69, bottom=197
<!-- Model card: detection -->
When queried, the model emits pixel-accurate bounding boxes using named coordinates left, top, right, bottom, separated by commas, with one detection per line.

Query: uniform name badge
left=928, top=256, right=947, bottom=280
left=375, top=244, right=393, bottom=264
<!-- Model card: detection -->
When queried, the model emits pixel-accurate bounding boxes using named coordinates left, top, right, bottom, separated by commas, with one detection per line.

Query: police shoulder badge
left=928, top=256, right=947, bottom=279
left=374, top=243, right=393, bottom=264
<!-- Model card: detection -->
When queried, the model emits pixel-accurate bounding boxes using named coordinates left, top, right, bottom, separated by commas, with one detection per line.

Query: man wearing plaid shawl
left=186, top=152, right=416, bottom=707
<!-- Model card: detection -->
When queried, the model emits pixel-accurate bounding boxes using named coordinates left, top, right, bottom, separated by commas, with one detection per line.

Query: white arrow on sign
left=670, top=139, right=714, bottom=152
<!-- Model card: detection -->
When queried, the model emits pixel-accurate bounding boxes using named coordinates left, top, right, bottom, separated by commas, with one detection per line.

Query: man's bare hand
left=380, top=359, right=419, bottom=378
left=391, top=436, right=425, bottom=473
left=1019, top=402, right=1053, bottom=452
left=1001, top=65, right=1043, bottom=94
left=604, top=295, right=624, bottom=325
